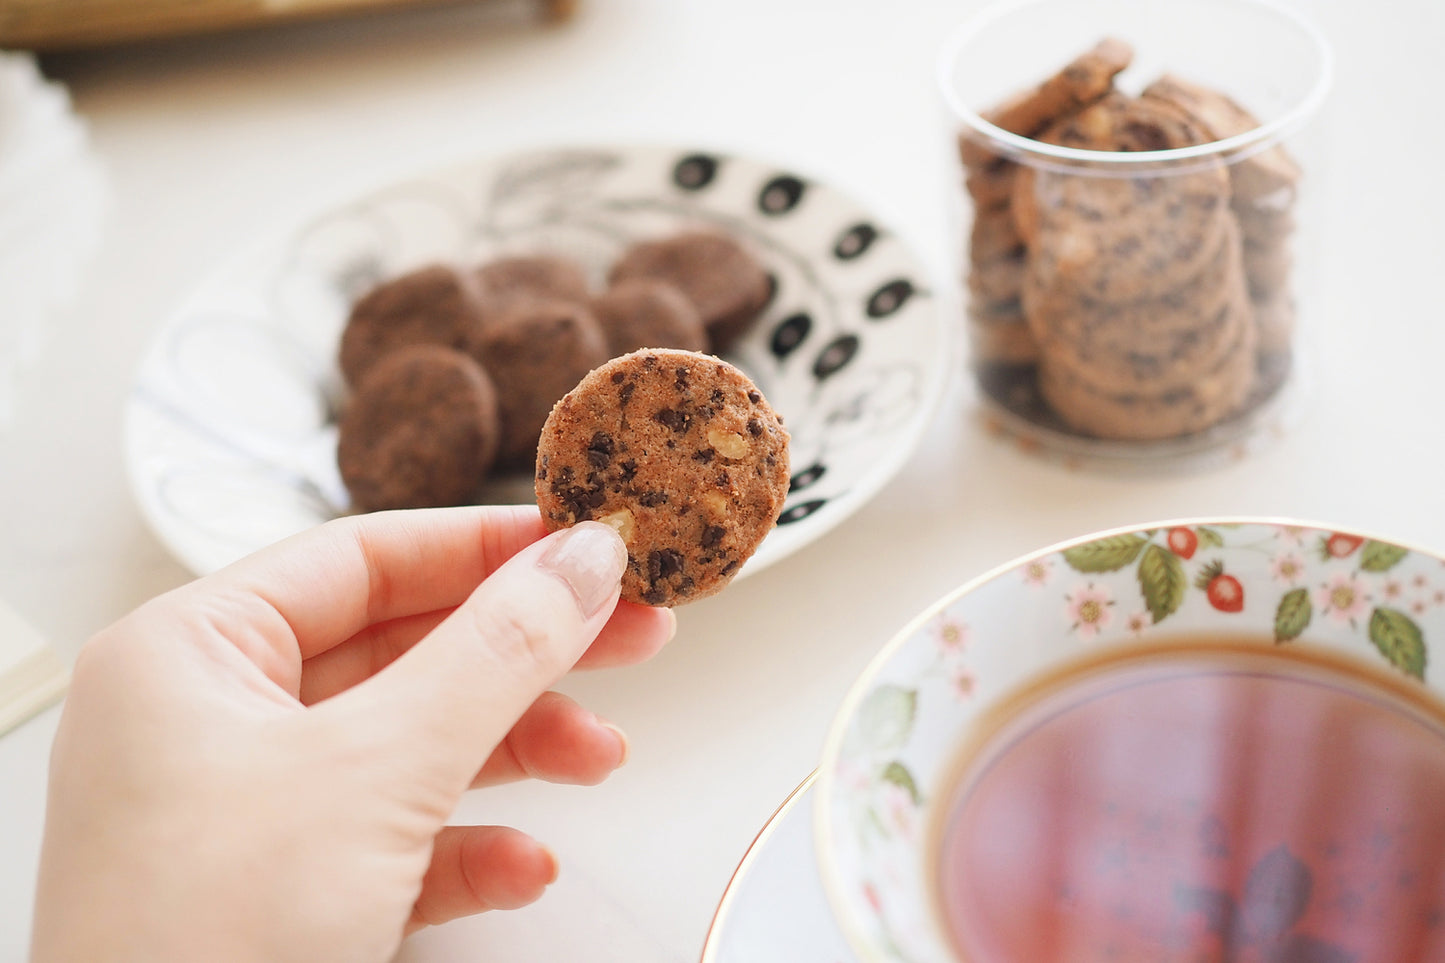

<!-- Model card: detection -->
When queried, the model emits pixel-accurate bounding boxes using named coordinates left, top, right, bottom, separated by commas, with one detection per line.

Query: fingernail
left=662, top=607, right=679, bottom=643
left=540, top=844, right=560, bottom=886
left=601, top=721, right=630, bottom=767
left=539, top=522, right=627, bottom=618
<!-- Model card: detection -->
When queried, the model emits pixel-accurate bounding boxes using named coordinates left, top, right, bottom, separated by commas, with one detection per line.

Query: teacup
left=816, top=519, right=1445, bottom=963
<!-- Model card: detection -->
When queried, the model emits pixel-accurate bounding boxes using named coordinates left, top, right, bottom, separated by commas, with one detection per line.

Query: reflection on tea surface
left=935, top=641, right=1445, bottom=963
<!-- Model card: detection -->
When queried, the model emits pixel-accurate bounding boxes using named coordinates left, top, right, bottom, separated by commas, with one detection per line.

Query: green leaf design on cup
left=1368, top=607, right=1427, bottom=679
left=854, top=684, right=918, bottom=751
left=881, top=761, right=921, bottom=805
left=1137, top=543, right=1187, bottom=624
left=1274, top=588, right=1312, bottom=643
left=1062, top=534, right=1149, bottom=573
left=1197, top=527, right=1225, bottom=549
left=1360, top=541, right=1409, bottom=573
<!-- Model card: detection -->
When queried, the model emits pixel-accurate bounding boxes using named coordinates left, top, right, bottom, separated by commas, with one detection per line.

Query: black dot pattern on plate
left=789, top=463, right=826, bottom=492
left=777, top=498, right=827, bottom=525
left=866, top=279, right=916, bottom=319
left=812, top=334, right=860, bottom=381
left=759, top=175, right=806, bottom=216
left=673, top=153, right=719, bottom=191
left=834, top=223, right=879, bottom=260
left=770, top=312, right=812, bottom=360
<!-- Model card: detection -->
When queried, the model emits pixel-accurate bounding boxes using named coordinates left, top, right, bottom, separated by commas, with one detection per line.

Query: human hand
left=30, top=506, right=674, bottom=963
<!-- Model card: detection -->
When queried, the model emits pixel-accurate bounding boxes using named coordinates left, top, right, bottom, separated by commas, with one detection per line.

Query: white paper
left=0, top=598, right=67, bottom=736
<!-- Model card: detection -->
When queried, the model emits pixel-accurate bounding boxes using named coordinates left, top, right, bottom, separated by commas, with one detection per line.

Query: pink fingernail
left=601, top=721, right=630, bottom=767
left=538, top=522, right=627, bottom=618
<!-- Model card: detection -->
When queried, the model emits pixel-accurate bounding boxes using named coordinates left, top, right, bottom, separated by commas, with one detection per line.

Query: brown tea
left=931, top=639, right=1445, bottom=962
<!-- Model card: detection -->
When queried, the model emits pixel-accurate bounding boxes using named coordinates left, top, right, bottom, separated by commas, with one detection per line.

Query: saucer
left=700, top=771, right=859, bottom=963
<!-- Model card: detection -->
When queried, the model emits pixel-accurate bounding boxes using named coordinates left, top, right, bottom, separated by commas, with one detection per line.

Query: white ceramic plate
left=700, top=771, right=860, bottom=963
left=817, top=518, right=1445, bottom=963
left=125, top=144, right=951, bottom=576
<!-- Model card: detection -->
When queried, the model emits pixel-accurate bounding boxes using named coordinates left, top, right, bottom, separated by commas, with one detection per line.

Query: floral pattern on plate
left=815, top=519, right=1445, bottom=963
left=125, top=145, right=950, bottom=575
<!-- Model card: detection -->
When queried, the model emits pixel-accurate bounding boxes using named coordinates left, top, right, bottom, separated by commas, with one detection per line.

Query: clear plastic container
left=938, top=0, right=1332, bottom=469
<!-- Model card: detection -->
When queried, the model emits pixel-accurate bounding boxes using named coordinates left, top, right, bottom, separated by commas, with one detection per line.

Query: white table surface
left=2, top=0, right=1443, bottom=959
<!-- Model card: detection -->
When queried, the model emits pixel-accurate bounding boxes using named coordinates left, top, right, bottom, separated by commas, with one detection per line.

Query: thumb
left=327, top=521, right=628, bottom=793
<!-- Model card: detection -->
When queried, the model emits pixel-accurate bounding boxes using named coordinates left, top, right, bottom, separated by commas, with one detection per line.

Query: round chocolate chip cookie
left=338, top=264, right=486, bottom=386
left=535, top=349, right=790, bottom=606
left=475, top=254, right=591, bottom=312
left=337, top=345, right=500, bottom=512
left=608, top=232, right=772, bottom=355
left=590, top=278, right=708, bottom=356
left=470, top=298, right=610, bottom=470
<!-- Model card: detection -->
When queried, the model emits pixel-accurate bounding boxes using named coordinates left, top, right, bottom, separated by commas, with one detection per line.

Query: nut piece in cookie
left=608, top=231, right=772, bottom=356
left=535, top=349, right=790, bottom=607
left=338, top=264, right=487, bottom=386
left=337, top=345, right=501, bottom=512
left=470, top=297, right=610, bottom=471
left=590, top=278, right=708, bottom=356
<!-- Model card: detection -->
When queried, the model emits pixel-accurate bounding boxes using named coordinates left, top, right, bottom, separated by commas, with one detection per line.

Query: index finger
left=211, top=505, right=547, bottom=659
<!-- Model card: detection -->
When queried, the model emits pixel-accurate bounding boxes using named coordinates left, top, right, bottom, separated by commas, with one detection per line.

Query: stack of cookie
left=335, top=230, right=773, bottom=512
left=959, top=40, right=1301, bottom=443
left=1141, top=74, right=1301, bottom=394
left=958, top=38, right=1132, bottom=370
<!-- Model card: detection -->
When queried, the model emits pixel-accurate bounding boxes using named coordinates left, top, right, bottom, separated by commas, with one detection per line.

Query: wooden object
left=0, top=0, right=578, bottom=52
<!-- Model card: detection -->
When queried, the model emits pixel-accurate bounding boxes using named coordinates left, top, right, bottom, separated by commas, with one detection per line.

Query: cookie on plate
left=337, top=345, right=500, bottom=512
left=338, top=264, right=486, bottom=385
left=535, top=349, right=790, bottom=606
left=475, top=254, right=591, bottom=313
left=589, top=278, right=708, bottom=356
left=470, top=297, right=610, bottom=470
left=608, top=232, right=772, bottom=355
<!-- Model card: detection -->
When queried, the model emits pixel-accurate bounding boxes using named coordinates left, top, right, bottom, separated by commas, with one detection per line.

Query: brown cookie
left=1013, top=95, right=1233, bottom=299
left=1242, top=235, right=1294, bottom=302
left=1038, top=314, right=1257, bottom=441
left=608, top=231, right=772, bottom=355
left=967, top=252, right=1027, bottom=305
left=1141, top=73, right=1302, bottom=204
left=589, top=278, right=708, bottom=357
left=475, top=254, right=590, bottom=313
left=1035, top=276, right=1252, bottom=393
left=337, top=264, right=486, bottom=385
left=958, top=37, right=1134, bottom=168
left=337, top=345, right=500, bottom=512
left=970, top=206, right=1026, bottom=265
left=1253, top=291, right=1296, bottom=355
left=968, top=306, right=1040, bottom=366
left=534, top=349, right=790, bottom=607
left=1023, top=217, right=1245, bottom=346
left=470, top=298, right=610, bottom=470
left=964, top=162, right=1019, bottom=213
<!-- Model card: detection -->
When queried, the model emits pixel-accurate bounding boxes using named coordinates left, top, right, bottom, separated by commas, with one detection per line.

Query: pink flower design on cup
left=1316, top=572, right=1371, bottom=624
left=1022, top=558, right=1053, bottom=587
left=1065, top=583, right=1114, bottom=639
left=1270, top=552, right=1307, bottom=587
